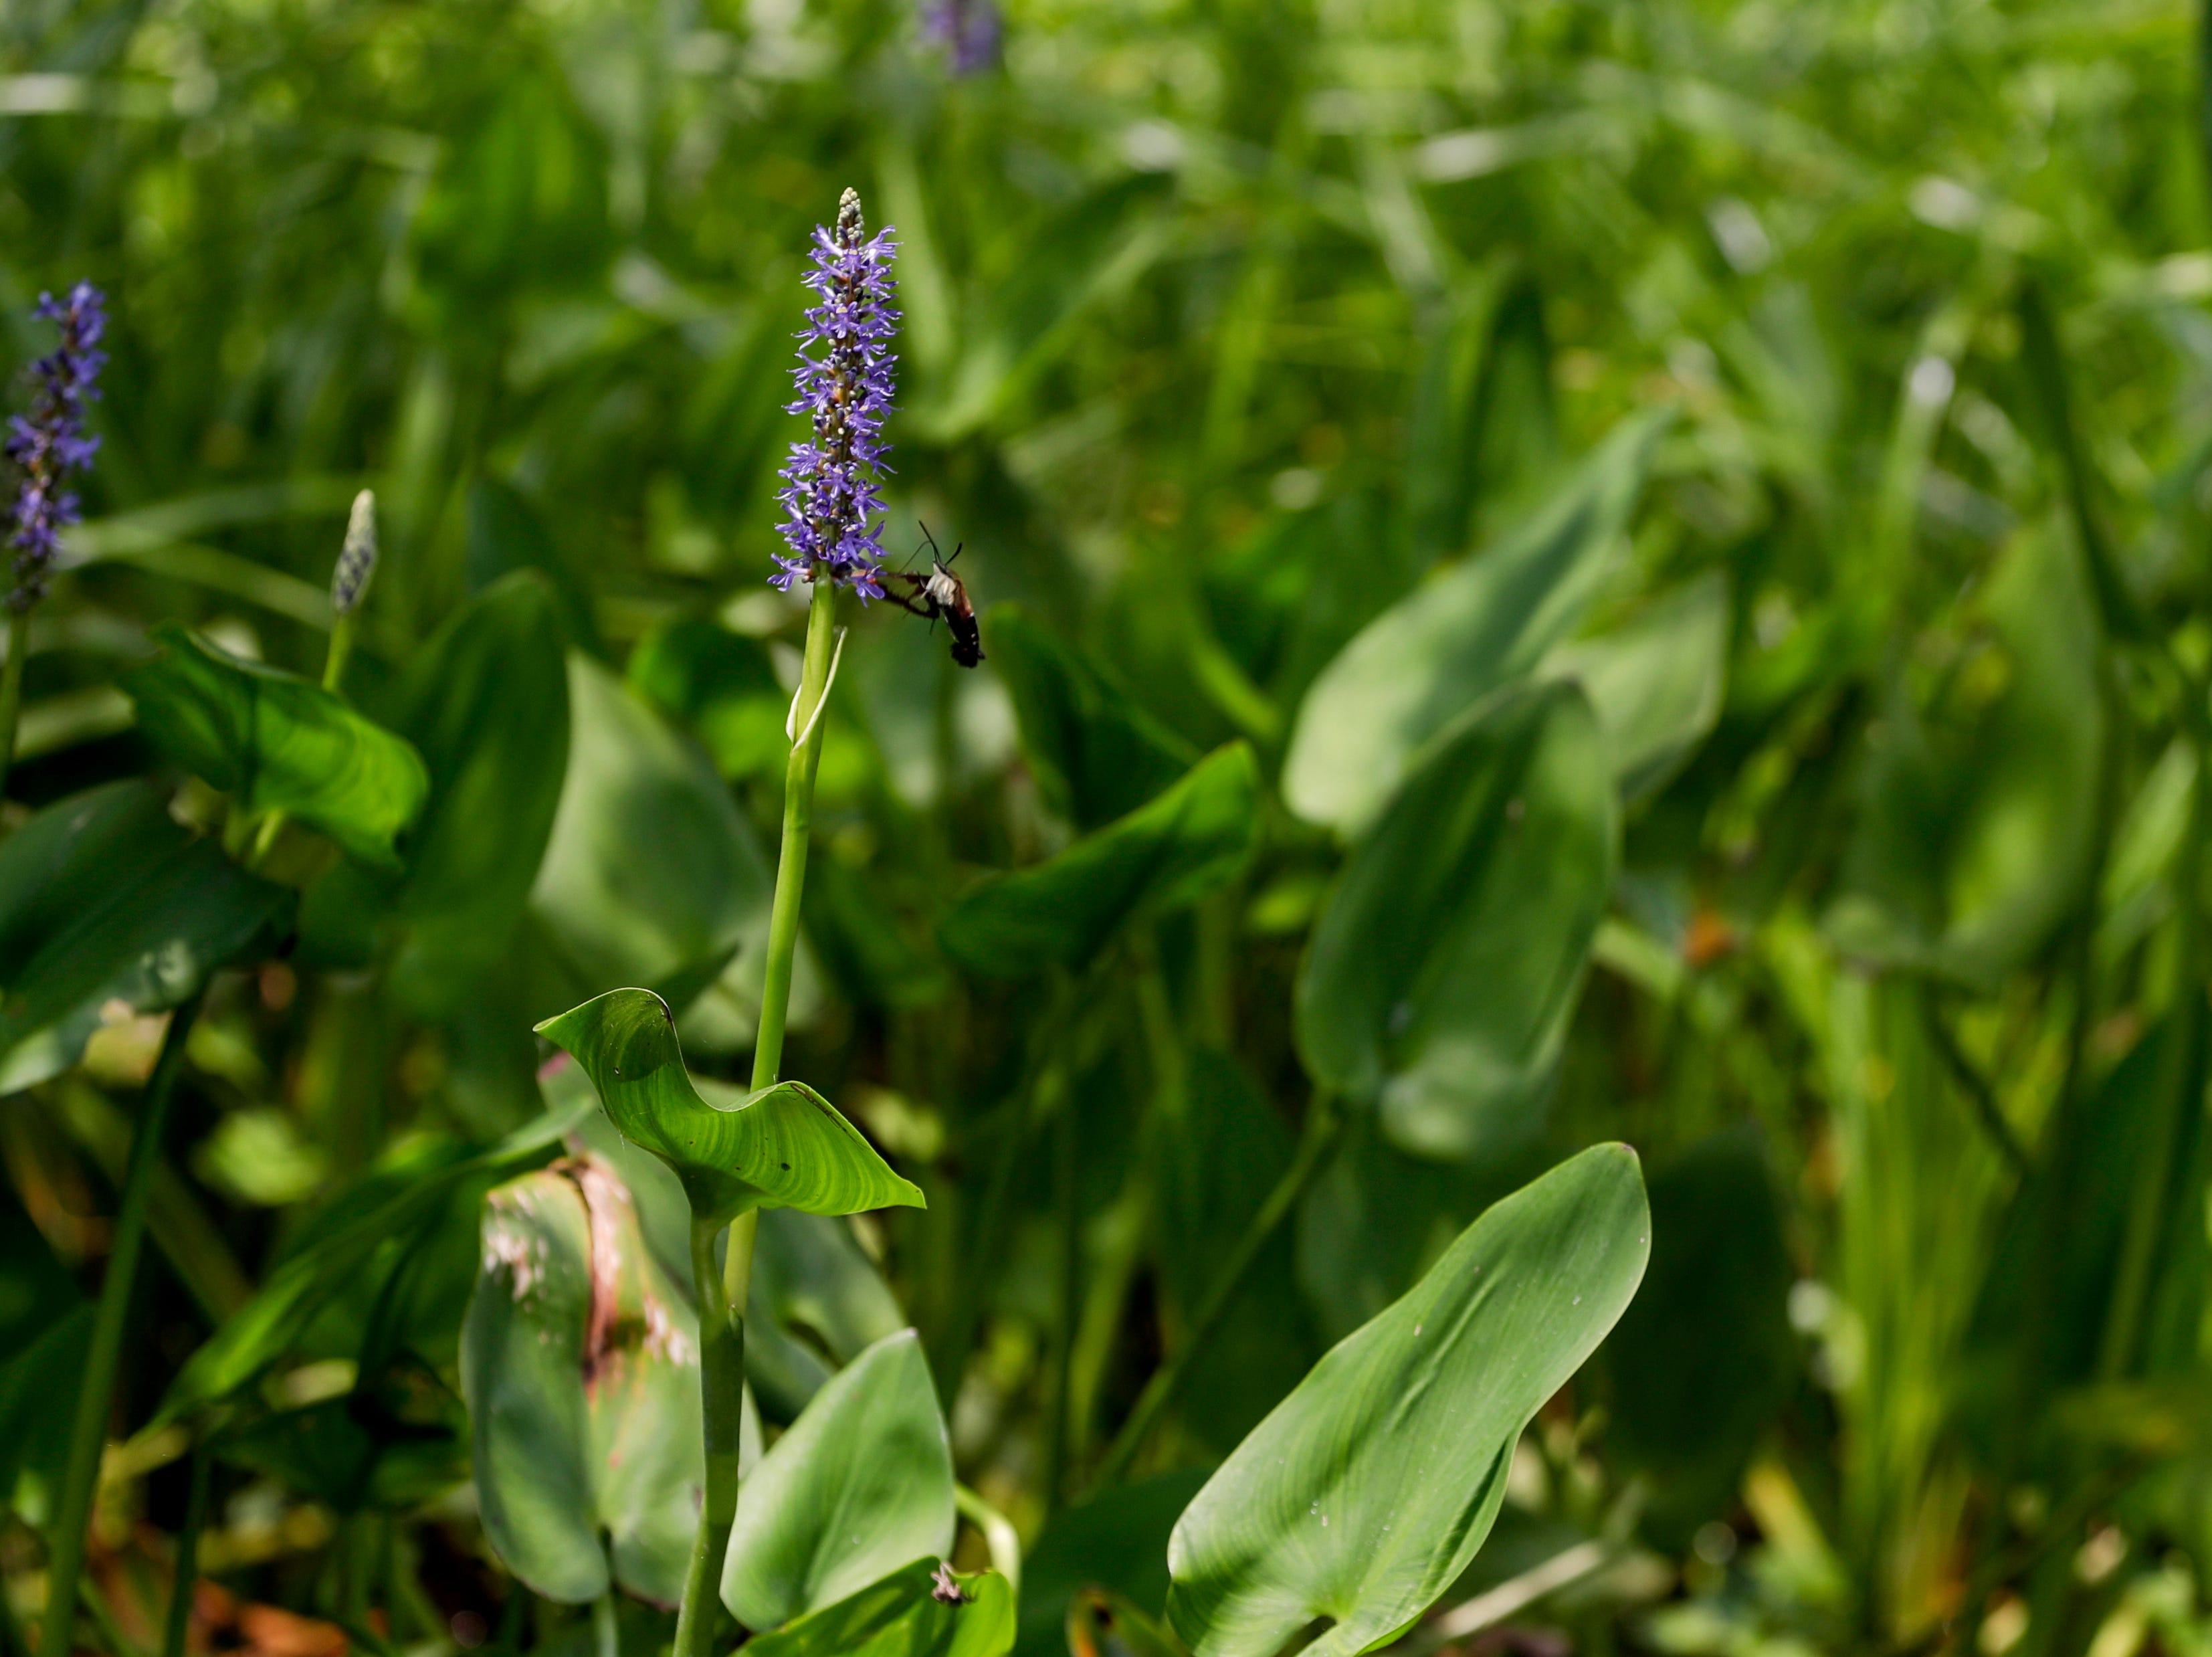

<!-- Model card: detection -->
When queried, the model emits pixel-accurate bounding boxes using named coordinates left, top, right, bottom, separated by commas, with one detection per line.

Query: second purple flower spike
left=5, top=282, right=107, bottom=611
left=771, top=189, right=900, bottom=601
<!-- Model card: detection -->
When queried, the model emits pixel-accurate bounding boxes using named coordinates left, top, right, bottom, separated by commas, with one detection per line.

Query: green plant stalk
left=249, top=607, right=356, bottom=867
left=750, top=575, right=839, bottom=1094
left=161, top=1437, right=211, bottom=1657
left=0, top=607, right=29, bottom=804
left=41, top=993, right=205, bottom=1657
left=1094, top=1092, right=1342, bottom=1487
left=668, top=575, right=837, bottom=1657
left=674, top=1212, right=746, bottom=1657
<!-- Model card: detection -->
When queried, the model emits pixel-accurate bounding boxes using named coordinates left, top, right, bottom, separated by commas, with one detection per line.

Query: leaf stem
left=247, top=591, right=357, bottom=868
left=670, top=574, right=837, bottom=1657
left=1094, top=1092, right=1341, bottom=1487
left=0, top=607, right=29, bottom=805
left=41, top=992, right=205, bottom=1657
left=674, top=1212, right=746, bottom=1657
left=160, top=1436, right=211, bottom=1657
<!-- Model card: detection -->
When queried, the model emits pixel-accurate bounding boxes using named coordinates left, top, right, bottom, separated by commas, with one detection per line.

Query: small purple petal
left=6, top=282, right=106, bottom=610
left=772, top=191, right=900, bottom=598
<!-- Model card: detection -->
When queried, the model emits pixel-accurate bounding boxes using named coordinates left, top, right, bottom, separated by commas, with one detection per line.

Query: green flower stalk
left=668, top=188, right=894, bottom=1657
left=249, top=489, right=376, bottom=866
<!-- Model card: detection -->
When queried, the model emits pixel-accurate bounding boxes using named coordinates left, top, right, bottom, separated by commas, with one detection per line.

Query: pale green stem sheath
left=0, top=607, right=30, bottom=805
left=750, top=575, right=839, bottom=1094
left=41, top=993, right=205, bottom=1657
left=1094, top=1093, right=1342, bottom=1488
left=674, top=1212, right=746, bottom=1657
left=953, top=1484, right=1021, bottom=1597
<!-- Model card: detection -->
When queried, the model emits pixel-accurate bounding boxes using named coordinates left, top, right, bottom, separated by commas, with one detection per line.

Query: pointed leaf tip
left=535, top=987, right=923, bottom=1223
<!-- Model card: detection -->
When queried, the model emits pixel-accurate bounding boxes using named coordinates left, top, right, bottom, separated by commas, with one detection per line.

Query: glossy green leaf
left=1165, top=1144, right=1650, bottom=1657
left=159, top=1101, right=588, bottom=1425
left=1542, top=570, right=1729, bottom=803
left=1296, top=682, right=1617, bottom=1162
left=1825, top=527, right=2104, bottom=986
left=743, top=1559, right=1013, bottom=1657
left=526, top=652, right=801, bottom=1038
left=985, top=605, right=1197, bottom=832
left=0, top=780, right=292, bottom=1092
left=940, top=743, right=1259, bottom=978
left=721, top=1329, right=956, bottom=1631
left=552, top=1064, right=906, bottom=1420
left=535, top=987, right=922, bottom=1225
left=389, top=571, right=571, bottom=1003
left=1282, top=410, right=1671, bottom=836
left=462, top=1157, right=702, bottom=1604
left=124, top=621, right=430, bottom=868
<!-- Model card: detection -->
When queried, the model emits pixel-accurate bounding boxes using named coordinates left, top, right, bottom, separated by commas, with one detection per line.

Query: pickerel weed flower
left=5, top=282, right=107, bottom=612
left=772, top=189, right=900, bottom=600
left=923, top=0, right=1003, bottom=75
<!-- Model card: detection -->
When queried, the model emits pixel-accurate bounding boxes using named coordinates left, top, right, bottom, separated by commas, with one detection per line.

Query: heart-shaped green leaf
left=0, top=780, right=292, bottom=1092
left=1165, top=1143, right=1650, bottom=1657
left=1540, top=569, right=1729, bottom=803
left=742, top=1559, right=1013, bottom=1657
left=984, top=605, right=1197, bottom=832
left=534, top=987, right=922, bottom=1224
left=1282, top=409, right=1670, bottom=837
left=721, top=1328, right=955, bottom=1631
left=124, top=622, right=431, bottom=868
left=940, top=743, right=1259, bottom=978
left=389, top=571, right=571, bottom=1003
left=1296, top=680, right=1617, bottom=1162
left=462, top=1156, right=709, bottom=1605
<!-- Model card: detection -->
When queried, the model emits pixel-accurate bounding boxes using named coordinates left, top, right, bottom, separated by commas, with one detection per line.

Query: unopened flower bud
left=332, top=489, right=378, bottom=615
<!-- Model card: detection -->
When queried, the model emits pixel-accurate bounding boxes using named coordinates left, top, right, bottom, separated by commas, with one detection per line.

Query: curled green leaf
left=534, top=987, right=924, bottom=1224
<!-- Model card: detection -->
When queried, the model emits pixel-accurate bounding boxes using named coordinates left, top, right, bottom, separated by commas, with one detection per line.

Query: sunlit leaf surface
left=536, top=987, right=923, bottom=1224
left=720, top=1329, right=955, bottom=1630
left=1167, top=1145, right=1649, bottom=1657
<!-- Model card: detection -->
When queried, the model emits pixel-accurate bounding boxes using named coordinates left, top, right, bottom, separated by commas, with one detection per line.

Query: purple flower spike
left=923, top=0, right=1003, bottom=75
left=4, top=282, right=107, bottom=612
left=772, top=189, right=900, bottom=600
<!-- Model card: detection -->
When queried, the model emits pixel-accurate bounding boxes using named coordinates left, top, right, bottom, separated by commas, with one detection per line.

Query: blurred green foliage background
left=6, top=0, right=2212, bottom=1652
